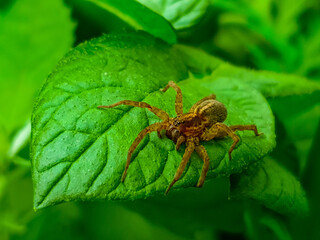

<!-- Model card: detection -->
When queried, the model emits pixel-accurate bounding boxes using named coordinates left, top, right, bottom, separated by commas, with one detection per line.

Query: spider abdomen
left=193, top=99, right=227, bottom=125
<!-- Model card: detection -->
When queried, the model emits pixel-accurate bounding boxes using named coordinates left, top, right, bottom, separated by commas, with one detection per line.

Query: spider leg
left=98, top=100, right=169, bottom=121
left=160, top=81, right=183, bottom=115
left=195, top=145, right=210, bottom=188
left=175, top=135, right=186, bottom=150
left=189, top=94, right=216, bottom=113
left=216, top=123, right=240, bottom=160
left=122, top=122, right=168, bottom=182
left=201, top=123, right=240, bottom=160
left=165, top=138, right=195, bottom=195
left=230, top=124, right=262, bottom=136
left=157, top=130, right=162, bottom=139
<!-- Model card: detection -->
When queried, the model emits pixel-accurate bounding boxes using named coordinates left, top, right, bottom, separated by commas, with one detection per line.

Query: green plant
left=1, top=0, right=320, bottom=239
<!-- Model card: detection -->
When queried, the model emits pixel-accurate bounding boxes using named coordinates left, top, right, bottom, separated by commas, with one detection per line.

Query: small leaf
left=175, top=45, right=320, bottom=98
left=230, top=156, right=309, bottom=216
left=87, top=0, right=176, bottom=44
left=7, top=122, right=31, bottom=158
left=137, top=0, right=210, bottom=30
left=31, top=32, right=275, bottom=209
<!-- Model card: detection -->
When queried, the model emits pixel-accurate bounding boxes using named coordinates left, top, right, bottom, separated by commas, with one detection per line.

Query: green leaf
left=31, top=32, right=275, bottom=209
left=87, top=0, right=176, bottom=44
left=175, top=45, right=320, bottom=98
left=137, top=0, right=210, bottom=30
left=7, top=122, right=31, bottom=159
left=0, top=0, right=75, bottom=136
left=230, top=156, right=309, bottom=216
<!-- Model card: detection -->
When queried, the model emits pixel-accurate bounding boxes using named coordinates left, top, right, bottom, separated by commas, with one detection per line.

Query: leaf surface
left=31, top=32, right=275, bottom=209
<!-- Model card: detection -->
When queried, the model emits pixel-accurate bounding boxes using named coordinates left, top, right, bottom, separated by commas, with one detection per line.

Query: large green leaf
left=31, top=32, right=275, bottom=209
left=0, top=0, right=74, bottom=136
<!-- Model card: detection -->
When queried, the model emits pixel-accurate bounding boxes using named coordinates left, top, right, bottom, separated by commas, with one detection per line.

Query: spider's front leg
left=165, top=137, right=195, bottom=194
left=201, top=122, right=240, bottom=160
left=122, top=122, right=168, bottom=181
left=160, top=81, right=183, bottom=115
left=98, top=100, right=169, bottom=121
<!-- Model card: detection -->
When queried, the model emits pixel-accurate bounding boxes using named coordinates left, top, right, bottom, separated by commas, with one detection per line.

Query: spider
left=98, top=81, right=262, bottom=194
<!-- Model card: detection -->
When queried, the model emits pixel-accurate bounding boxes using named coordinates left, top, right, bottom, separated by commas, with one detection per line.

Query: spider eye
left=173, top=120, right=180, bottom=126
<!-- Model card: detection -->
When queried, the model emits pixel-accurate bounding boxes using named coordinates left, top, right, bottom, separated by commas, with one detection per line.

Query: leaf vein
left=37, top=86, right=169, bottom=203
left=85, top=138, right=109, bottom=194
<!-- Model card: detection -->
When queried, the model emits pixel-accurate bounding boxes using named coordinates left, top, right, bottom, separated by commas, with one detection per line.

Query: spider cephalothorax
left=98, top=81, right=261, bottom=194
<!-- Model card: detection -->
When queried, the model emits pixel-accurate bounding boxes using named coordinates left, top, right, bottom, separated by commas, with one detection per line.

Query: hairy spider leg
left=195, top=145, right=210, bottom=187
left=230, top=124, right=261, bottom=136
left=160, top=81, right=183, bottom=115
left=189, top=94, right=216, bottom=113
left=175, top=135, right=186, bottom=150
left=201, top=122, right=240, bottom=160
left=122, top=122, right=168, bottom=182
left=165, top=138, right=195, bottom=195
left=98, top=100, right=169, bottom=121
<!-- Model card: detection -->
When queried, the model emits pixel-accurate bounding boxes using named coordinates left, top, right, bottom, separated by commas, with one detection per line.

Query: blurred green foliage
left=0, top=0, right=319, bottom=240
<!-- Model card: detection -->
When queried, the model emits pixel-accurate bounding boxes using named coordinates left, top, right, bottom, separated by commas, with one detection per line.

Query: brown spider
left=98, top=81, right=261, bottom=194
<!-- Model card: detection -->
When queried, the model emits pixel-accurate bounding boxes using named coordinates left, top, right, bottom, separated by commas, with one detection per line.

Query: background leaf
left=175, top=45, right=320, bottom=98
left=84, top=0, right=177, bottom=44
left=230, top=156, right=309, bottom=216
left=269, top=95, right=320, bottom=172
left=0, top=0, right=75, bottom=137
left=137, top=0, right=210, bottom=30
left=290, top=121, right=320, bottom=240
left=0, top=0, right=75, bottom=237
left=201, top=0, right=320, bottom=80
left=243, top=203, right=292, bottom=240
left=31, top=32, right=275, bottom=209
left=125, top=177, right=246, bottom=238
